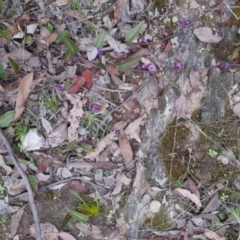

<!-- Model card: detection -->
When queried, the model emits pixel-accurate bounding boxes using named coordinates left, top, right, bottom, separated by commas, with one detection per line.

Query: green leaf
left=0, top=110, right=15, bottom=128
left=67, top=209, right=89, bottom=223
left=0, top=184, right=5, bottom=195
left=0, top=62, right=7, bottom=80
left=46, top=23, right=54, bottom=33
left=60, top=214, right=72, bottom=230
left=66, top=140, right=76, bottom=151
left=45, top=191, right=54, bottom=201
left=232, top=47, right=240, bottom=60
left=116, top=57, right=141, bottom=72
left=80, top=143, right=93, bottom=152
left=56, top=30, right=70, bottom=43
left=94, top=31, right=106, bottom=49
left=0, top=0, right=3, bottom=14
left=125, top=21, right=144, bottom=42
left=28, top=175, right=38, bottom=192
left=0, top=28, right=12, bottom=40
left=63, top=37, right=79, bottom=54
left=8, top=57, right=20, bottom=73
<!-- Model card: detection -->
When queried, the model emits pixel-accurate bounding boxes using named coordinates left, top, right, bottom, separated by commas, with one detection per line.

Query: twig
left=44, top=176, right=106, bottom=190
left=0, top=130, right=42, bottom=240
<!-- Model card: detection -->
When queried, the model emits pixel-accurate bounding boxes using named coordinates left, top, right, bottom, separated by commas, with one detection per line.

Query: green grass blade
left=125, top=21, right=144, bottom=42
left=0, top=28, right=12, bottom=40
left=8, top=57, right=20, bottom=73
left=116, top=57, right=141, bottom=72
left=0, top=110, right=15, bottom=128
left=28, top=175, right=38, bottom=192
left=94, top=31, right=106, bottom=49
left=67, top=209, right=89, bottom=223
left=63, top=37, right=79, bottom=54
left=0, top=62, right=7, bottom=80
left=0, top=0, right=3, bottom=13
left=56, top=30, right=70, bottom=43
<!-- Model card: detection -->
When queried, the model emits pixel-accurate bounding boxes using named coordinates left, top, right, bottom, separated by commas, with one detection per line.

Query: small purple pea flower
left=178, top=18, right=188, bottom=27
left=141, top=37, right=147, bottom=43
left=224, top=62, right=230, bottom=69
left=141, top=63, right=148, bottom=69
left=175, top=61, right=182, bottom=69
left=56, top=85, right=63, bottom=91
left=92, top=104, right=101, bottom=112
left=148, top=63, right=157, bottom=72
left=97, top=49, right=103, bottom=55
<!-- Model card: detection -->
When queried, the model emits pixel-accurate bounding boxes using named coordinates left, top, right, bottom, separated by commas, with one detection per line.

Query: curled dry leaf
left=10, top=206, right=26, bottom=237
left=106, top=64, right=120, bottom=76
left=30, top=222, right=59, bottom=240
left=175, top=188, right=202, bottom=207
left=43, top=32, right=58, bottom=44
left=15, top=72, right=33, bottom=120
left=194, top=27, right=223, bottom=43
left=119, top=129, right=133, bottom=162
left=81, top=69, right=93, bottom=88
left=183, top=178, right=200, bottom=199
left=37, top=154, right=63, bottom=172
left=68, top=75, right=86, bottom=94
left=17, top=14, right=30, bottom=32
left=64, top=10, right=89, bottom=25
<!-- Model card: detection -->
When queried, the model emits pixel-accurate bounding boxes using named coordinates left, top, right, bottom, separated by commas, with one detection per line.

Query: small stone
left=150, top=200, right=161, bottom=213
left=22, top=129, right=45, bottom=151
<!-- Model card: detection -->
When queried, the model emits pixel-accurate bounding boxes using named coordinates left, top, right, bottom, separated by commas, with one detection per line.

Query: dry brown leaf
left=2, top=48, right=31, bottom=64
left=48, top=123, right=68, bottom=147
left=64, top=10, right=89, bottom=25
left=114, top=0, right=121, bottom=20
left=123, top=99, right=139, bottom=111
left=175, top=188, right=202, bottom=207
left=55, top=0, right=69, bottom=6
left=68, top=76, right=86, bottom=94
left=106, top=64, right=120, bottom=76
left=37, top=154, right=63, bottom=172
left=43, top=32, right=58, bottom=44
left=67, top=161, right=121, bottom=170
left=84, top=132, right=116, bottom=159
left=17, top=14, right=30, bottom=32
left=119, top=129, right=133, bottom=162
left=14, top=72, right=33, bottom=120
left=174, top=94, right=188, bottom=120
left=194, top=27, right=223, bottom=43
left=76, top=223, right=103, bottom=240
left=0, top=154, right=12, bottom=175
left=125, top=117, right=144, bottom=143
left=10, top=206, right=26, bottom=237
left=204, top=229, right=225, bottom=240
left=133, top=160, right=142, bottom=189
left=58, top=232, right=76, bottom=240
left=30, top=222, right=59, bottom=240
left=202, top=192, right=219, bottom=214
left=233, top=103, right=240, bottom=118
left=66, top=94, right=84, bottom=142
left=162, top=40, right=172, bottom=54
left=183, top=178, right=200, bottom=199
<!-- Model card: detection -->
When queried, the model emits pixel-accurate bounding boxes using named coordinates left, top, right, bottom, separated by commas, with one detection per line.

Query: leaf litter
left=0, top=0, right=240, bottom=239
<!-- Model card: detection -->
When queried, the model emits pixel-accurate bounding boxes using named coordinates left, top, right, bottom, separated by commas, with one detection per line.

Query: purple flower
left=141, top=63, right=148, bottom=69
left=178, top=18, right=188, bottom=27
left=224, top=62, right=230, bottom=69
left=82, top=135, right=88, bottom=141
left=175, top=61, right=182, bottom=69
left=141, top=37, right=147, bottom=43
left=97, top=49, right=103, bottom=55
left=148, top=63, right=157, bottom=72
left=56, top=85, right=63, bottom=91
left=92, top=104, right=101, bottom=112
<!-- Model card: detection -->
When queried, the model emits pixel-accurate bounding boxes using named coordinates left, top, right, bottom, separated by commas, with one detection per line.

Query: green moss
left=158, top=120, right=189, bottom=181
left=151, top=207, right=173, bottom=230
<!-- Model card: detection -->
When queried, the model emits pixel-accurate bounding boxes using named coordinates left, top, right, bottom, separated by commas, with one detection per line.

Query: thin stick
left=0, top=130, right=42, bottom=240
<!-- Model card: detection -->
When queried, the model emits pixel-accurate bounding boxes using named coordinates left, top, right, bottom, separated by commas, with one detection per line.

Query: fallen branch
left=0, top=129, right=42, bottom=240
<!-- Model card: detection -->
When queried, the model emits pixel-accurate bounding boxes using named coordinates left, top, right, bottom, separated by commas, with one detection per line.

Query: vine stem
left=0, top=129, right=42, bottom=240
